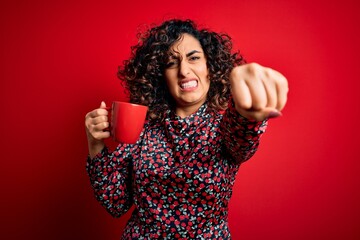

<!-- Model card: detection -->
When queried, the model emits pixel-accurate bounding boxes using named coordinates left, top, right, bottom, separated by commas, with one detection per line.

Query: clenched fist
left=230, top=63, right=289, bottom=121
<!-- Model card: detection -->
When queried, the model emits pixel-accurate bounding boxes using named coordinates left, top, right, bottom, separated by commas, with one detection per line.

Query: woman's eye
left=189, top=56, right=200, bottom=61
left=166, top=60, right=178, bottom=68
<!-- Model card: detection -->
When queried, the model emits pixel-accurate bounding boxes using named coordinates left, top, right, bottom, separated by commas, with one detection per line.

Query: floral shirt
left=86, top=102, right=267, bottom=239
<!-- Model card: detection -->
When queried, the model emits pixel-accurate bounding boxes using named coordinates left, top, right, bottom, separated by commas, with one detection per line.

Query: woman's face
left=164, top=33, right=210, bottom=115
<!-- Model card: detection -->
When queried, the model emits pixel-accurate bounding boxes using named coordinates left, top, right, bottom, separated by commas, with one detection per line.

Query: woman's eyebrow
left=186, top=50, right=202, bottom=57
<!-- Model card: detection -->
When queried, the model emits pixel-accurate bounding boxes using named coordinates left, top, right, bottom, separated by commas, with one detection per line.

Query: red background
left=1, top=0, right=359, bottom=239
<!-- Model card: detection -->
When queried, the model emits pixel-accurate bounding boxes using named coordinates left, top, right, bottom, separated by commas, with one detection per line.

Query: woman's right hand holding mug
left=85, top=101, right=110, bottom=158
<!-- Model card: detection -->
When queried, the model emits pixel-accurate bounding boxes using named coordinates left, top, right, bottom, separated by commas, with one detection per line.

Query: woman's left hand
left=230, top=63, right=289, bottom=121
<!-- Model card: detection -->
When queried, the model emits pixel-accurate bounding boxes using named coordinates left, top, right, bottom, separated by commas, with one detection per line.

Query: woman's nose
left=178, top=60, right=190, bottom=77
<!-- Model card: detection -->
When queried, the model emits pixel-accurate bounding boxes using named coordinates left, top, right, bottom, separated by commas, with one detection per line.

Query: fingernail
left=268, top=111, right=282, bottom=119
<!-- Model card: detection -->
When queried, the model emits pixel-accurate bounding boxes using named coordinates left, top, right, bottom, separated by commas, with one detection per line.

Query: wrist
left=87, top=139, right=105, bottom=159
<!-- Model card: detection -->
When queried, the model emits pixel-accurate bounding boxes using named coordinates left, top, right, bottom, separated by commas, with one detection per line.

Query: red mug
left=107, top=101, right=148, bottom=144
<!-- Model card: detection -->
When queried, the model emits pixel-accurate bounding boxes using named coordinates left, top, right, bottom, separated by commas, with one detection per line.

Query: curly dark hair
left=117, top=19, right=245, bottom=121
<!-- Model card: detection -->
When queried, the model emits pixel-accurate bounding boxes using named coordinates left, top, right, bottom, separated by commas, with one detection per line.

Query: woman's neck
left=175, top=102, right=204, bottom=118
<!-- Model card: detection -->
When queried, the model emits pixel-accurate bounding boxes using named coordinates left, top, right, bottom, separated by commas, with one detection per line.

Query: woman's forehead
left=169, top=33, right=203, bottom=54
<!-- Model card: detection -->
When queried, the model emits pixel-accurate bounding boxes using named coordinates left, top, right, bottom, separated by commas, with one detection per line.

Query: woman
left=85, top=19, right=288, bottom=239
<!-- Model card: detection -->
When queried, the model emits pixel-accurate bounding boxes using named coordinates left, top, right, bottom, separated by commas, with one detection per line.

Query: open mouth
left=180, top=79, right=198, bottom=90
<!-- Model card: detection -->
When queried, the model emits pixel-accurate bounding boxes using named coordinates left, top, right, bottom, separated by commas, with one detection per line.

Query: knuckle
left=275, top=72, right=288, bottom=85
left=92, top=133, right=100, bottom=140
left=230, top=66, right=241, bottom=79
left=88, top=125, right=95, bottom=132
left=85, top=113, right=93, bottom=122
left=247, top=63, right=260, bottom=73
left=278, top=78, right=289, bottom=94
left=95, top=109, right=102, bottom=116
left=248, top=62, right=259, bottom=68
left=93, top=108, right=105, bottom=117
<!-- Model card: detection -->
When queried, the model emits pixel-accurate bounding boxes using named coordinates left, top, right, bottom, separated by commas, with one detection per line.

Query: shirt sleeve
left=86, top=143, right=135, bottom=218
left=220, top=99, right=268, bottom=164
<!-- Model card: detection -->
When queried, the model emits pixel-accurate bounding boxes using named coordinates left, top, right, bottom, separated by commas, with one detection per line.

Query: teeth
left=181, top=80, right=197, bottom=89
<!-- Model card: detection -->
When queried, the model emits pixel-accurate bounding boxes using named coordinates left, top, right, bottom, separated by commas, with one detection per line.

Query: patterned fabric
left=86, top=101, right=267, bottom=239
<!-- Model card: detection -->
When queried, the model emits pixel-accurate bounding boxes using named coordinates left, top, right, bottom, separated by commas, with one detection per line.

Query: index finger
left=88, top=108, right=109, bottom=118
left=232, top=78, right=252, bottom=110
